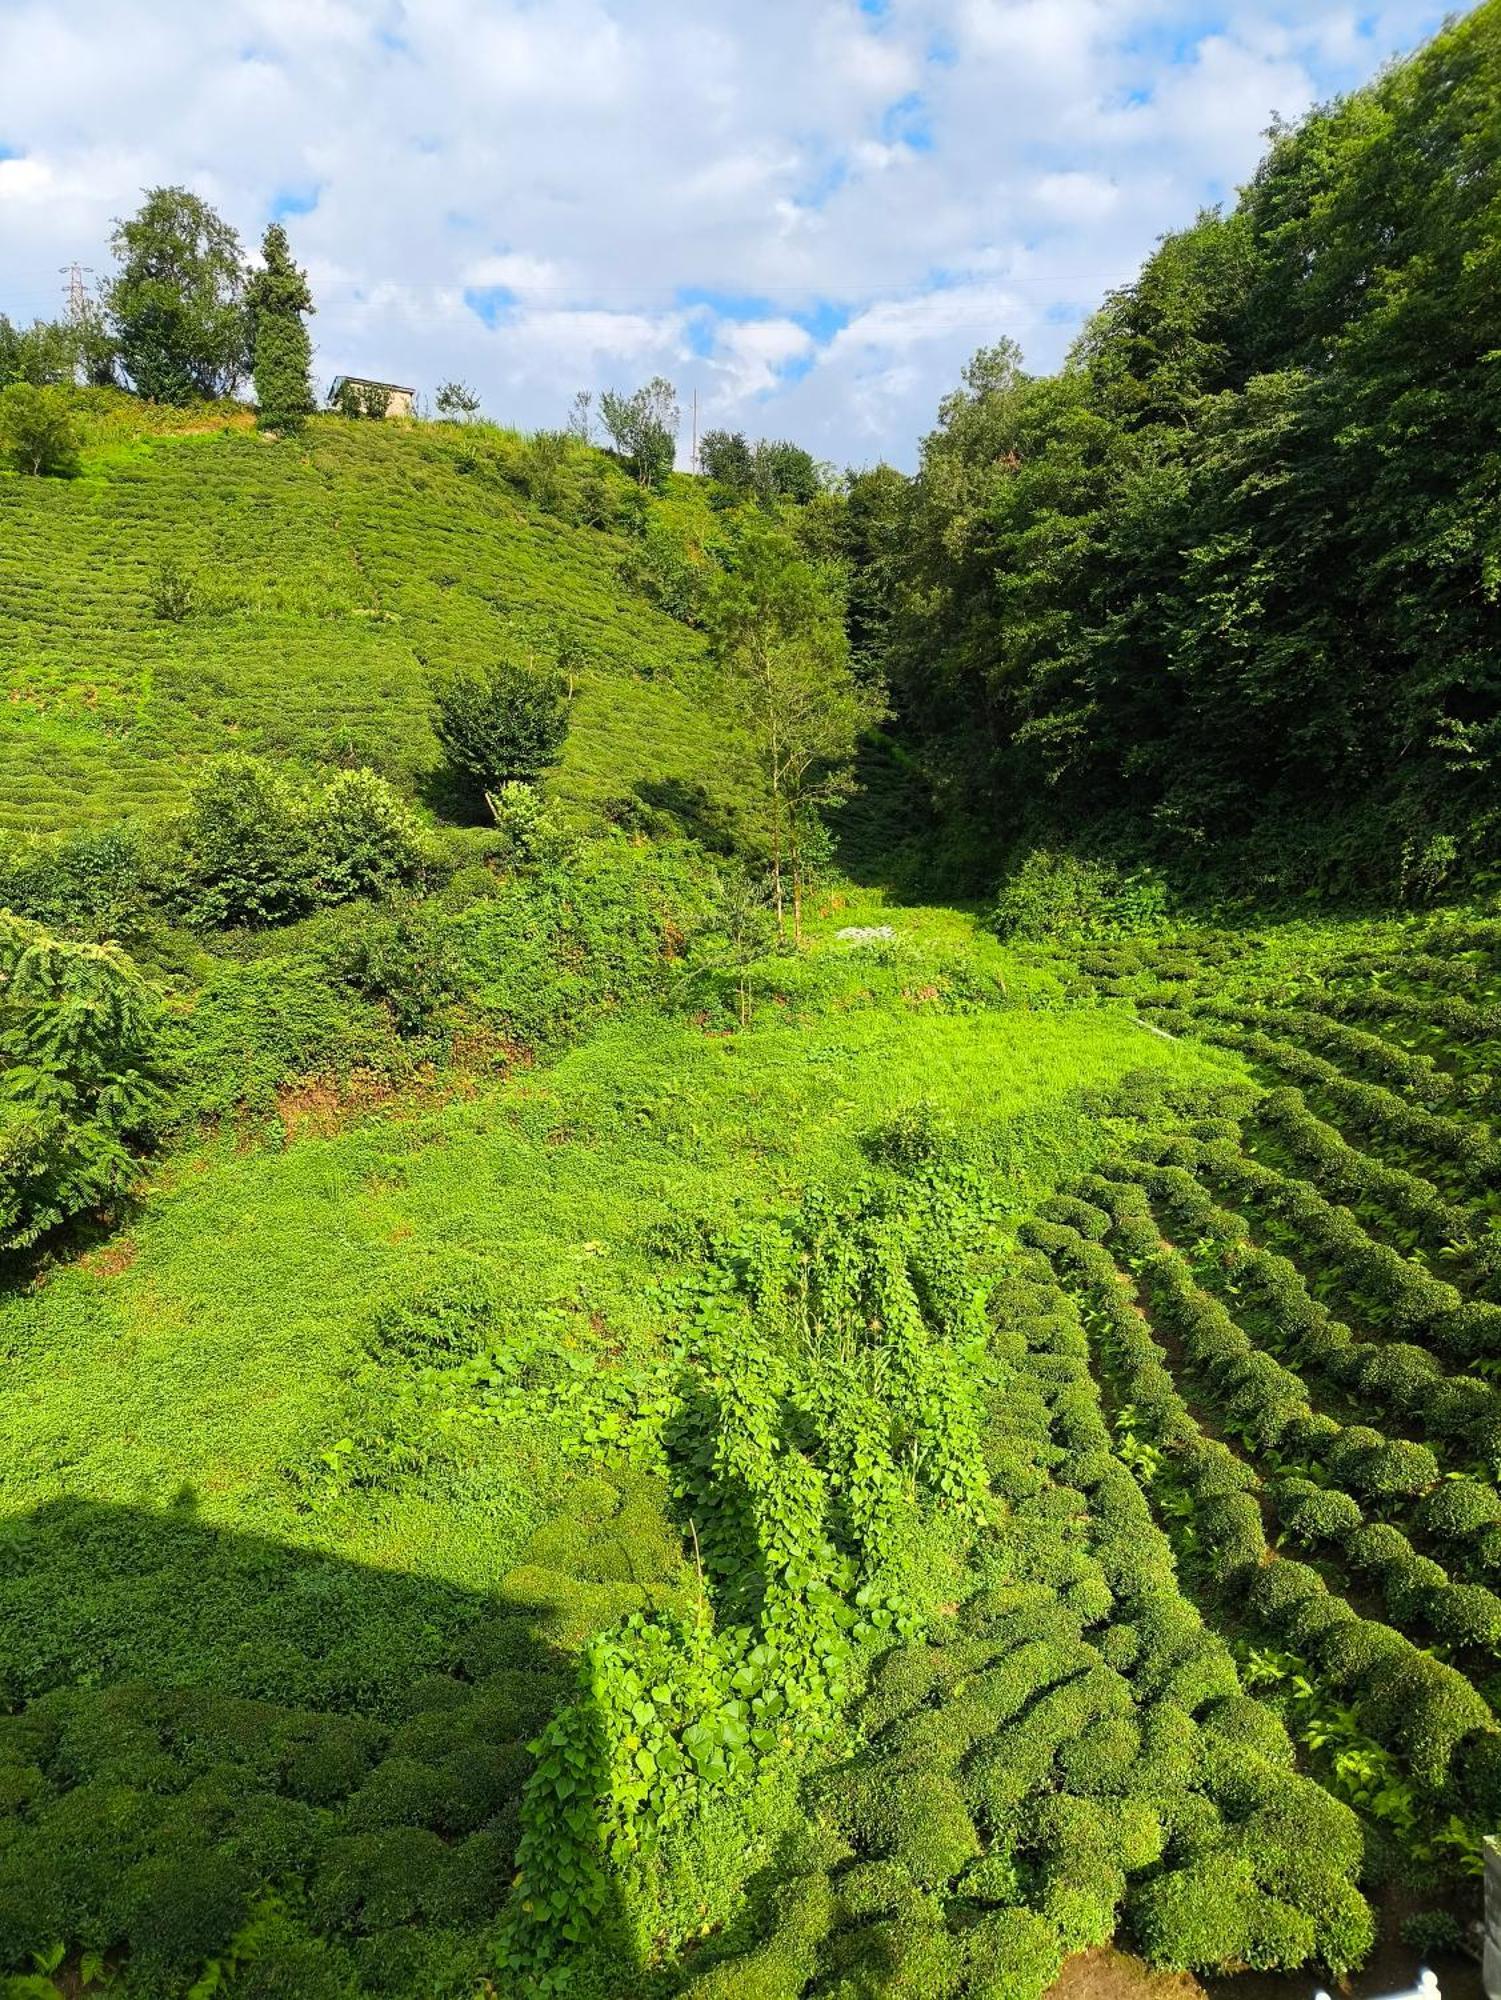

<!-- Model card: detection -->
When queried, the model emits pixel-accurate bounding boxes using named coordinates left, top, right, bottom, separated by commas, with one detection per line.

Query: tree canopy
left=105, top=187, right=250, bottom=404
left=865, top=0, right=1501, bottom=900
left=600, top=377, right=678, bottom=489
left=706, top=522, right=884, bottom=936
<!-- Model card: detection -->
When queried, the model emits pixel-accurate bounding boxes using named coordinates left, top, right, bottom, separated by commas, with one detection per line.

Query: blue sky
left=0, top=0, right=1452, bottom=468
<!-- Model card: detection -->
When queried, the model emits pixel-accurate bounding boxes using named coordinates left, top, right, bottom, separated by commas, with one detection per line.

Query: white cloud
left=0, top=0, right=1451, bottom=466
left=710, top=317, right=816, bottom=400
left=0, top=155, right=53, bottom=200
left=831, top=283, right=1026, bottom=356
left=462, top=251, right=572, bottom=301
left=1031, top=171, right=1121, bottom=223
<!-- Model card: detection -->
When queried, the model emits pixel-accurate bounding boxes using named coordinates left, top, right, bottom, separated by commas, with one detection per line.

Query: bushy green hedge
left=172, top=755, right=430, bottom=928
left=990, top=849, right=1171, bottom=945
left=447, top=838, right=715, bottom=1051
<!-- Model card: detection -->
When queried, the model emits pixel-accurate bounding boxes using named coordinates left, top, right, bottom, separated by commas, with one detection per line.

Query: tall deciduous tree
left=706, top=524, right=885, bottom=940
left=246, top=223, right=314, bottom=434
left=870, top=0, right=1501, bottom=898
left=105, top=187, right=249, bottom=405
left=599, top=377, right=678, bottom=489
left=0, top=316, right=76, bottom=388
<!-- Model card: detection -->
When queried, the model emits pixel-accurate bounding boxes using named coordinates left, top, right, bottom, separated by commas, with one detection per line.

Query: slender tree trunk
left=767, top=697, right=785, bottom=940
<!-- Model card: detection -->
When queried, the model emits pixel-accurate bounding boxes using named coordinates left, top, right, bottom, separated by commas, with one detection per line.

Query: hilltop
left=0, top=395, right=747, bottom=843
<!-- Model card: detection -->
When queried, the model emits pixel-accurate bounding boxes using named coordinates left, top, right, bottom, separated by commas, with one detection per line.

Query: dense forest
left=2, top=5, right=1501, bottom=1999
left=852, top=0, right=1501, bottom=902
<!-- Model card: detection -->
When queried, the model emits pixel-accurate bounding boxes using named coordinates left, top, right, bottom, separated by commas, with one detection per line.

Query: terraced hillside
left=4, top=392, right=1498, bottom=2000
left=0, top=402, right=740, bottom=838
left=678, top=918, right=1501, bottom=1991
left=1045, top=926, right=1501, bottom=1876
left=1, top=900, right=1249, bottom=1998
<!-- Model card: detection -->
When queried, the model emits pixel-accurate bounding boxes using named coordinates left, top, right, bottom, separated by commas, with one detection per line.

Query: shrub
left=1201, top=1696, right=1293, bottom=1768
left=1130, top=1854, right=1263, bottom=1969
left=964, top=1906, right=1064, bottom=2000
left=1030, top=1794, right=1127, bottom=1950
left=1427, top=1582, right=1501, bottom=1650
left=150, top=554, right=197, bottom=621
left=322, top=908, right=459, bottom=1038
left=1326, top=1427, right=1440, bottom=1502
left=433, top=664, right=569, bottom=815
left=175, top=754, right=316, bottom=926
left=312, top=768, right=428, bottom=904
left=0, top=916, right=168, bottom=1250
left=0, top=825, right=151, bottom=938
left=677, top=1871, right=834, bottom=1998
left=1402, top=1910, right=1466, bottom=1955
left=823, top=1762, right=980, bottom=1889
left=835, top=1857, right=917, bottom=1921
left=865, top=1099, right=964, bottom=1175
left=447, top=840, right=713, bottom=1052
left=619, top=514, right=708, bottom=623
left=1416, top=1481, right=1501, bottom=1540
left=0, top=381, right=79, bottom=475
left=365, top=1262, right=503, bottom=1364
left=990, top=849, right=1170, bottom=944
left=1131, top=1855, right=1333, bottom=1973
left=488, top=779, right=570, bottom=865
left=174, top=757, right=426, bottom=927
left=1274, top=1479, right=1363, bottom=1548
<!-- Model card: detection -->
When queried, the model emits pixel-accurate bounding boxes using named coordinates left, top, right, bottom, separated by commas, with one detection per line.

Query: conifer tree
left=247, top=223, right=314, bottom=434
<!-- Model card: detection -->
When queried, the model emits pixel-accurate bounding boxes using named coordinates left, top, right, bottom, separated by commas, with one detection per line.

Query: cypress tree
left=247, top=223, right=314, bottom=434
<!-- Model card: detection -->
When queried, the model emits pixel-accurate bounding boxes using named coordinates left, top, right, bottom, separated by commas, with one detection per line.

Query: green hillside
left=4, top=11, right=1501, bottom=1995
left=0, top=403, right=741, bottom=839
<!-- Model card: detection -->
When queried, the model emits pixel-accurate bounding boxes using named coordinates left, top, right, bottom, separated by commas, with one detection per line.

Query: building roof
left=329, top=375, right=416, bottom=395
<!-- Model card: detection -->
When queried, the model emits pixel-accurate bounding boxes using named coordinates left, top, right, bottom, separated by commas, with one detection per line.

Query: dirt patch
left=449, top=1023, right=526, bottom=1073
left=1049, top=1946, right=1206, bottom=2000
left=276, top=1074, right=395, bottom=1143
left=274, top=1061, right=487, bottom=1145
left=79, top=1238, right=138, bottom=1278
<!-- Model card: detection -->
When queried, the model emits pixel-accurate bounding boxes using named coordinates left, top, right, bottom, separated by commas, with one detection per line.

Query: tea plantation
left=0, top=403, right=741, bottom=840
left=5, top=9, right=1501, bottom=1972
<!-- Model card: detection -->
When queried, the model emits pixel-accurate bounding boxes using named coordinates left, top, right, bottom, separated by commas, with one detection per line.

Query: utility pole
left=691, top=386, right=699, bottom=474
left=60, top=263, right=93, bottom=320
left=59, top=264, right=96, bottom=386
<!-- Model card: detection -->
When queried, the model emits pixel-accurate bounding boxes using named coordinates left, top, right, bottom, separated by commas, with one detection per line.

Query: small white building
left=329, top=376, right=416, bottom=419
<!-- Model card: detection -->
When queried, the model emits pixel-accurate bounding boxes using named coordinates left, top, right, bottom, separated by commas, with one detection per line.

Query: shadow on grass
left=0, top=1494, right=641, bottom=1999
left=413, top=759, right=489, bottom=827
left=828, top=732, right=995, bottom=906
left=629, top=779, right=742, bottom=858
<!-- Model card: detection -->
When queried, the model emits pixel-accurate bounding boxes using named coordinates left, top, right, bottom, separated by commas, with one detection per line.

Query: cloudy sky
left=0, top=0, right=1449, bottom=468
